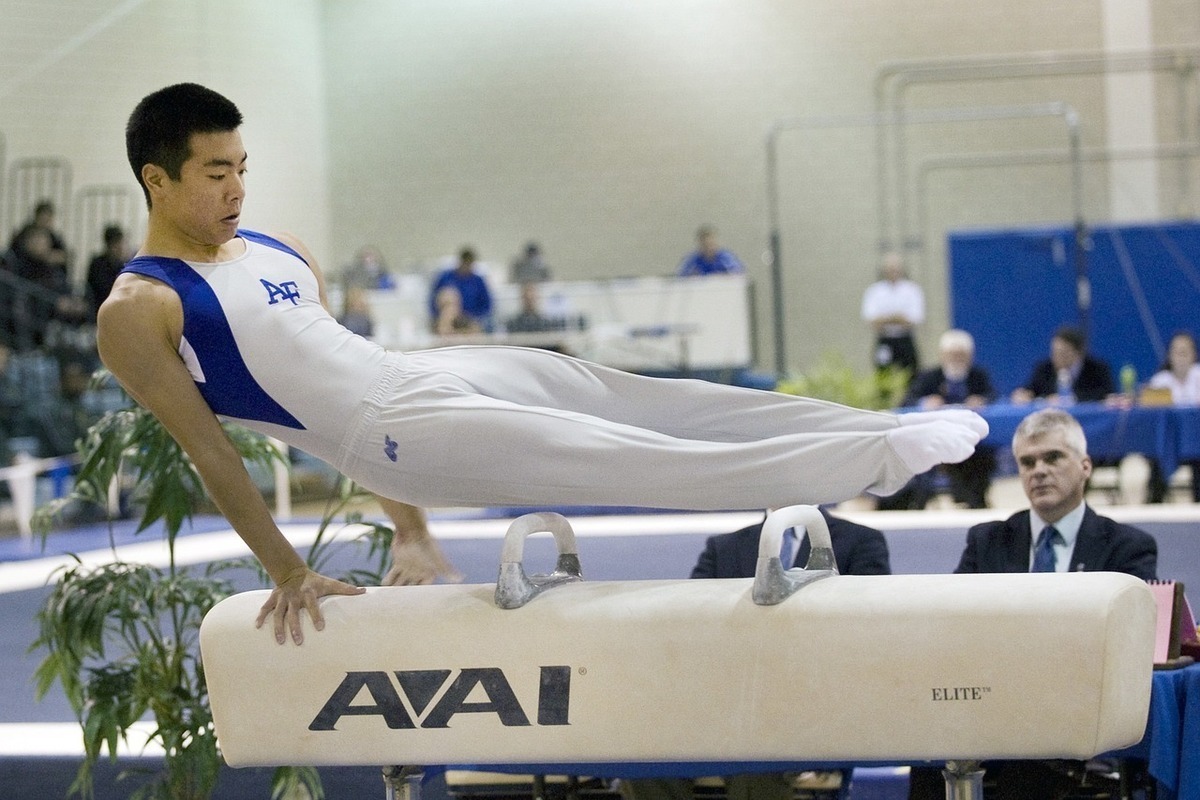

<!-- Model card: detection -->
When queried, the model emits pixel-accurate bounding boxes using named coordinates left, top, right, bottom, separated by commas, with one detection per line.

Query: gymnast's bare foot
left=886, top=420, right=981, bottom=474
left=898, top=408, right=989, bottom=439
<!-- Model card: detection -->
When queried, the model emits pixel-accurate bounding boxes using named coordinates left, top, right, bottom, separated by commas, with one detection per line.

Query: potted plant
left=775, top=350, right=910, bottom=410
left=31, top=379, right=393, bottom=799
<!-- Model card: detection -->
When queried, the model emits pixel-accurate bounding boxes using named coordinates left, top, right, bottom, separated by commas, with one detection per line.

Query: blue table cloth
left=1116, top=662, right=1200, bottom=800
left=964, top=402, right=1200, bottom=475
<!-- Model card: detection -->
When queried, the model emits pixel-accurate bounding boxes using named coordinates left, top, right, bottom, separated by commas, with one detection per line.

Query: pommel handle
left=495, top=512, right=584, bottom=609
left=752, top=504, right=838, bottom=605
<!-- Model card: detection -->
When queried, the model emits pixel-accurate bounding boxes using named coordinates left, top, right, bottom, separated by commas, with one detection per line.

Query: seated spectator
left=677, top=224, right=743, bottom=277
left=692, top=508, right=891, bottom=578
left=8, top=225, right=66, bottom=291
left=86, top=224, right=131, bottom=317
left=509, top=241, right=552, bottom=284
left=338, top=286, right=375, bottom=338
left=1012, top=325, right=1114, bottom=404
left=908, top=407, right=1156, bottom=800
left=505, top=283, right=559, bottom=334
left=429, top=247, right=493, bottom=331
left=624, top=508, right=889, bottom=800
left=1145, top=331, right=1200, bottom=502
left=432, top=286, right=482, bottom=336
left=877, top=330, right=997, bottom=509
left=6, top=225, right=84, bottom=349
left=341, top=245, right=394, bottom=292
left=1146, top=330, right=1200, bottom=402
left=10, top=352, right=99, bottom=458
left=907, top=330, right=994, bottom=410
left=504, top=284, right=575, bottom=355
left=957, top=407, right=1156, bottom=576
left=8, top=200, right=68, bottom=273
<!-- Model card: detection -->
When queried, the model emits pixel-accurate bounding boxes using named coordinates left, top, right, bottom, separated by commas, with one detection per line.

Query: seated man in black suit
left=909, top=408, right=1157, bottom=800
left=879, top=329, right=997, bottom=509
left=956, top=408, right=1156, bottom=578
left=623, top=509, right=889, bottom=800
left=691, top=506, right=890, bottom=579
left=1011, top=325, right=1114, bottom=404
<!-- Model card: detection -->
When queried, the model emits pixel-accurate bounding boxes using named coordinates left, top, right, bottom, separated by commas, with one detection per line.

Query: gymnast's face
left=146, top=130, right=246, bottom=250
left=1014, top=429, right=1091, bottom=524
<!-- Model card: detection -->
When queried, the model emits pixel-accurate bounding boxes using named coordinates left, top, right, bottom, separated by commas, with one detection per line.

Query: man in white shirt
left=861, top=251, right=924, bottom=373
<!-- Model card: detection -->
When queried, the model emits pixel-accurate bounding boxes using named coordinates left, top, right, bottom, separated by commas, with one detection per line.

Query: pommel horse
left=200, top=505, right=1156, bottom=800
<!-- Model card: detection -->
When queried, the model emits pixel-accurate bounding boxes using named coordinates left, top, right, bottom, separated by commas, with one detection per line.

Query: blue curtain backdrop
left=948, top=221, right=1200, bottom=395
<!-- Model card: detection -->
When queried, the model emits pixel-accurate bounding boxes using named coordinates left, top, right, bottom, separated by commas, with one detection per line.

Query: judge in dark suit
left=879, top=330, right=998, bottom=510
left=622, top=509, right=889, bottom=800
left=957, top=505, right=1157, bottom=577
left=955, top=408, right=1156, bottom=579
left=1012, top=325, right=1114, bottom=404
left=910, top=408, right=1156, bottom=800
left=692, top=508, right=891, bottom=578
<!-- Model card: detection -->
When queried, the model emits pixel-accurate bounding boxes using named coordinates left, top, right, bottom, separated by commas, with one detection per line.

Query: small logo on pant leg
left=384, top=435, right=398, bottom=462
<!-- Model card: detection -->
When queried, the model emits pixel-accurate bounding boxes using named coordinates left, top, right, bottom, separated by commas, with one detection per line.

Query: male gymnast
left=98, top=83, right=986, bottom=645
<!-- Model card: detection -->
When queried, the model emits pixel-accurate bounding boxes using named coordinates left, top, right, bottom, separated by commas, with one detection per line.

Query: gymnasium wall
left=3, top=2, right=1200, bottom=372
left=0, top=1, right=331, bottom=267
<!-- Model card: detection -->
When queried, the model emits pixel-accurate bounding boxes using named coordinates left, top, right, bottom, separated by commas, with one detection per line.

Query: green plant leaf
left=776, top=351, right=910, bottom=410
left=272, top=765, right=325, bottom=800
left=29, top=370, right=337, bottom=800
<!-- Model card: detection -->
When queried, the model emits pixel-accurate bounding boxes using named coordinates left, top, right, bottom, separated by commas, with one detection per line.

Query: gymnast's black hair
left=126, top=83, right=243, bottom=208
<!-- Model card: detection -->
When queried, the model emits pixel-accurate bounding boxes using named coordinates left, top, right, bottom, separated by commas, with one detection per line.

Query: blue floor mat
left=0, top=503, right=696, bottom=564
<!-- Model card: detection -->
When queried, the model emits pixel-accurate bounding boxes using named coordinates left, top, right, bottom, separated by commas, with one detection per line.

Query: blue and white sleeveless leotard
left=122, top=231, right=390, bottom=462
left=122, top=230, right=913, bottom=510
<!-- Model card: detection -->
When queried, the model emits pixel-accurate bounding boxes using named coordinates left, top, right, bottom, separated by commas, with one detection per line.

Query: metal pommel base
left=380, top=761, right=989, bottom=800
left=383, top=765, right=423, bottom=800
left=943, top=761, right=985, bottom=800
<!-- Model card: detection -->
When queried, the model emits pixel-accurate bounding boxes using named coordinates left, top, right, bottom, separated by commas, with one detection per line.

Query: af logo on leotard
left=118, top=250, right=306, bottom=430
left=384, top=435, right=399, bottom=462
left=261, top=278, right=301, bottom=305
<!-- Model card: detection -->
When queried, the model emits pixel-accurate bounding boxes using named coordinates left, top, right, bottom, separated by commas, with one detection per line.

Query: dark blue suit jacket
left=955, top=506, right=1157, bottom=579
left=903, top=364, right=997, bottom=407
left=690, top=510, right=891, bottom=578
left=1024, top=356, right=1114, bottom=402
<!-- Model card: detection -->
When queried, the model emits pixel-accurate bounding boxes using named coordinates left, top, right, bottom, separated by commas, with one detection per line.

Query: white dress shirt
left=1147, top=364, right=1200, bottom=405
left=861, top=278, right=925, bottom=337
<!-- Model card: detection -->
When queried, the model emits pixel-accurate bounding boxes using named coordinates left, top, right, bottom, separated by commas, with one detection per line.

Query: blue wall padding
left=949, top=221, right=1200, bottom=395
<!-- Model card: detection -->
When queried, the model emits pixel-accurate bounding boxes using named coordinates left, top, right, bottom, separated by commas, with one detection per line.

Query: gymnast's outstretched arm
left=98, top=272, right=365, bottom=645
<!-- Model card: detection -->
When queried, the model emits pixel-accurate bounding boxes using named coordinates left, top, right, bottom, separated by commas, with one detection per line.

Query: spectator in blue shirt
left=677, top=225, right=744, bottom=277
left=429, top=247, right=493, bottom=331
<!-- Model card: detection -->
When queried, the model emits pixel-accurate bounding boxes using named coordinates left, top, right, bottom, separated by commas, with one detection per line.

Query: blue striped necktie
left=1032, top=526, right=1062, bottom=572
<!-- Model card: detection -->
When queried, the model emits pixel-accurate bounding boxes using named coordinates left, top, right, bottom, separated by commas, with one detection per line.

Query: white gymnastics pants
left=333, top=346, right=912, bottom=510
